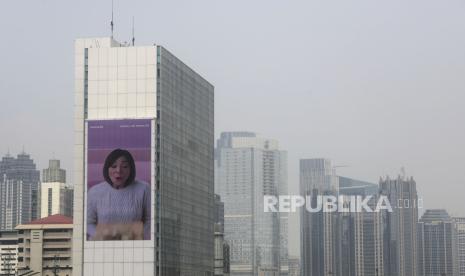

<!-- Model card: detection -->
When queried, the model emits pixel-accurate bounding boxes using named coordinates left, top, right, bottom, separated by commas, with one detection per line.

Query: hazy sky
left=1, top=0, right=464, bottom=256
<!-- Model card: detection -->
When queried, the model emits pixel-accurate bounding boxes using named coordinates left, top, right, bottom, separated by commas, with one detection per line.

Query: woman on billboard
left=87, top=149, right=151, bottom=240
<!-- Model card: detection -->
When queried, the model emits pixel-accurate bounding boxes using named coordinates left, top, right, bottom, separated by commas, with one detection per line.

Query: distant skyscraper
left=379, top=175, right=419, bottom=276
left=216, top=132, right=287, bottom=276
left=42, top=159, right=66, bottom=183
left=0, top=153, right=40, bottom=230
left=418, top=209, right=458, bottom=276
left=300, top=158, right=339, bottom=276
left=40, top=159, right=73, bottom=218
left=347, top=197, right=384, bottom=276
left=40, top=182, right=73, bottom=218
left=454, top=217, right=465, bottom=276
left=73, top=37, right=214, bottom=276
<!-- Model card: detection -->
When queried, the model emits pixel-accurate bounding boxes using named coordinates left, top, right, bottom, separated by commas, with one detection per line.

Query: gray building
left=215, top=195, right=230, bottom=276
left=42, top=159, right=66, bottom=183
left=215, top=132, right=287, bottom=276
left=338, top=176, right=378, bottom=196
left=418, top=210, right=458, bottom=276
left=0, top=153, right=40, bottom=230
left=379, top=176, right=419, bottom=276
left=73, top=37, right=214, bottom=276
left=300, top=158, right=339, bottom=276
left=454, top=217, right=465, bottom=276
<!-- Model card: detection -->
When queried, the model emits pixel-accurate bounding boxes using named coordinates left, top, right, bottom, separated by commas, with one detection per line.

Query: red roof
left=26, top=214, right=73, bottom=225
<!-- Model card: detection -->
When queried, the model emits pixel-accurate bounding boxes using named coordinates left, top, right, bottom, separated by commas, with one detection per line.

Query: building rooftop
left=26, top=214, right=72, bottom=225
left=420, top=209, right=451, bottom=223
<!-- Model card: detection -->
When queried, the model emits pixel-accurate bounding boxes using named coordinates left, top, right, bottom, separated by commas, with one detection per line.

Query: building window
left=48, top=188, right=53, bottom=216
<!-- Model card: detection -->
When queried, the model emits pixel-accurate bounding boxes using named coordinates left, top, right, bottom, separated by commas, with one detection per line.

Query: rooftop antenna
left=110, top=0, right=114, bottom=38
left=132, top=16, right=135, bottom=46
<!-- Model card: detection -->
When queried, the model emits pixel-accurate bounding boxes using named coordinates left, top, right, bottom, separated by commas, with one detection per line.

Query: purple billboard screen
left=86, top=119, right=152, bottom=241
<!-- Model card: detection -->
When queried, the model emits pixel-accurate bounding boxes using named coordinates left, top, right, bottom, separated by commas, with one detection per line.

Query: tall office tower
left=418, top=210, right=458, bottom=276
left=379, top=175, right=419, bottom=276
left=215, top=132, right=287, bottom=276
left=42, top=159, right=66, bottom=183
left=453, top=217, right=465, bottom=276
left=40, top=182, right=74, bottom=218
left=300, top=159, right=339, bottom=276
left=73, top=37, right=214, bottom=276
left=345, top=197, right=384, bottom=276
left=40, top=159, right=73, bottom=218
left=0, top=153, right=40, bottom=230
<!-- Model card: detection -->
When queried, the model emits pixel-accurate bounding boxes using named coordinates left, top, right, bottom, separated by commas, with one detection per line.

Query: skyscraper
left=0, top=153, right=40, bottom=230
left=300, top=160, right=387, bottom=276
left=215, top=132, right=287, bottom=276
left=73, top=37, right=214, bottom=276
left=40, top=159, right=73, bottom=218
left=379, top=175, right=419, bottom=276
left=42, top=159, right=66, bottom=183
left=454, top=217, right=465, bottom=276
left=40, top=182, right=73, bottom=218
left=418, top=209, right=458, bottom=276
left=299, top=158, right=339, bottom=276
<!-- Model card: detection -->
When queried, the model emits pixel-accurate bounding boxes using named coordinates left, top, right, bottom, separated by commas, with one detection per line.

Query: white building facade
left=40, top=182, right=74, bottom=218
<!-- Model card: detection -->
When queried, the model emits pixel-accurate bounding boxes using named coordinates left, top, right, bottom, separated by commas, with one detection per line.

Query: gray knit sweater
left=87, top=180, right=151, bottom=240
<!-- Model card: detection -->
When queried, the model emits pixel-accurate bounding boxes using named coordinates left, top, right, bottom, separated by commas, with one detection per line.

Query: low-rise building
left=15, top=214, right=72, bottom=276
left=0, top=230, right=18, bottom=276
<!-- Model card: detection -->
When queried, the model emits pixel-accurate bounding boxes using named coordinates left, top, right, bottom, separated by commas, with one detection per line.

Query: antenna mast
left=132, top=16, right=135, bottom=46
left=111, top=0, right=114, bottom=38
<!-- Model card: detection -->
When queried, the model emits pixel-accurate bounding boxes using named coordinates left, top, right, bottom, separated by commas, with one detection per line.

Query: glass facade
left=156, top=47, right=215, bottom=275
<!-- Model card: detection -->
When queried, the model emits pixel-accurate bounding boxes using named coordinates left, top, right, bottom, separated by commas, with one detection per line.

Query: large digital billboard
left=86, top=119, right=152, bottom=241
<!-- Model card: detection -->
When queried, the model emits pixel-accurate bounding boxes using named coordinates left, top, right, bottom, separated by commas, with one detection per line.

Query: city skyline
left=1, top=0, right=464, bottom=258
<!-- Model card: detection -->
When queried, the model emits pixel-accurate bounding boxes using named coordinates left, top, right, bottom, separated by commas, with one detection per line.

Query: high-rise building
left=418, top=209, right=458, bottom=276
left=454, top=217, right=465, bottom=276
left=42, top=159, right=66, bottom=183
left=215, top=132, right=287, bottom=276
left=299, top=158, right=339, bottom=276
left=379, top=176, right=419, bottom=276
left=73, top=37, right=214, bottom=276
left=40, top=182, right=73, bottom=218
left=300, top=159, right=387, bottom=276
left=16, top=215, right=73, bottom=276
left=0, top=153, right=40, bottom=230
left=40, top=160, right=73, bottom=218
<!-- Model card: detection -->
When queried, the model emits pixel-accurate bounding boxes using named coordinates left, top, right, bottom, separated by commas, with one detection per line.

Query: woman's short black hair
left=102, top=148, right=136, bottom=187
